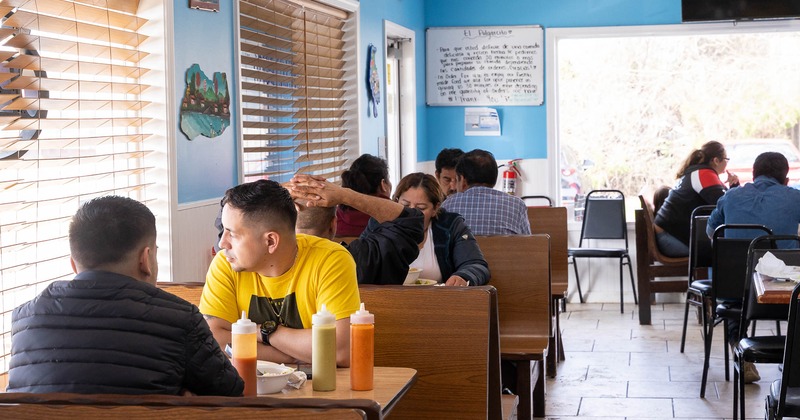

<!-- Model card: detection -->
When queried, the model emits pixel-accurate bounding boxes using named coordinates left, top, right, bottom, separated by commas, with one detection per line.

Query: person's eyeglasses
left=722, top=157, right=730, bottom=161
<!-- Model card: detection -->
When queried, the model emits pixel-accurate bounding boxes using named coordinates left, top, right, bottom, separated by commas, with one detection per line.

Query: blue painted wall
left=421, top=0, right=681, bottom=162
left=359, top=0, right=427, bottom=158
left=173, top=3, right=238, bottom=204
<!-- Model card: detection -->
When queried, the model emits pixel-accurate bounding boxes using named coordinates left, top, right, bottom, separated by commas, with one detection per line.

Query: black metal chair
left=521, top=195, right=553, bottom=207
left=700, top=224, right=772, bottom=398
left=567, top=189, right=636, bottom=313
left=680, top=205, right=717, bottom=354
left=733, top=235, right=800, bottom=420
left=766, top=282, right=800, bottom=420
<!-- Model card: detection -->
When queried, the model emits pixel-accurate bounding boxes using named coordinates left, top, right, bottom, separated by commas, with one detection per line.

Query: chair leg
left=733, top=357, right=739, bottom=420
left=619, top=258, right=624, bottom=314
left=776, top=320, right=782, bottom=336
left=571, top=257, right=584, bottom=303
left=738, top=357, right=746, bottom=420
left=723, top=320, right=730, bottom=382
left=701, top=316, right=715, bottom=398
left=625, top=255, right=637, bottom=305
left=680, top=297, right=691, bottom=353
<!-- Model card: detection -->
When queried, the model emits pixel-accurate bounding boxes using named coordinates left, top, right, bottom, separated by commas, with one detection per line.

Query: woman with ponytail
left=654, top=141, right=739, bottom=257
left=336, top=154, right=392, bottom=237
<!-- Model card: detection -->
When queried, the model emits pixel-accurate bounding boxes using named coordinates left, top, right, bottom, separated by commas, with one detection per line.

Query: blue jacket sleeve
left=706, top=202, right=724, bottom=239
left=347, top=207, right=424, bottom=285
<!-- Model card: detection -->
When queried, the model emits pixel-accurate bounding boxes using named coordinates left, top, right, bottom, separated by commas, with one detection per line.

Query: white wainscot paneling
left=171, top=201, right=220, bottom=283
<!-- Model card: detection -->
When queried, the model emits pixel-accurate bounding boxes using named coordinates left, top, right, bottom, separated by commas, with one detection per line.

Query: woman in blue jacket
left=391, top=172, right=489, bottom=286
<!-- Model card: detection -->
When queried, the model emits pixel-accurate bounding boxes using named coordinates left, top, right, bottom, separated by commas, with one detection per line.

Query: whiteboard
left=426, top=25, right=543, bottom=106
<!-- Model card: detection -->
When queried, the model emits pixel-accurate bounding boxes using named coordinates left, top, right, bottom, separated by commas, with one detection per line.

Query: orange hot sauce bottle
left=231, top=311, right=258, bottom=396
left=350, top=302, right=374, bottom=391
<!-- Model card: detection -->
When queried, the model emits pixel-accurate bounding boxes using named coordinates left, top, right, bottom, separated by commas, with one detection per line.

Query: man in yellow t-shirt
left=200, top=180, right=360, bottom=367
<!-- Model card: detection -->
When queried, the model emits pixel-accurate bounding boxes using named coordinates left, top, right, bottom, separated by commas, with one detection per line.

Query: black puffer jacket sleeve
left=445, top=214, right=490, bottom=285
left=183, top=305, right=244, bottom=396
left=349, top=207, right=424, bottom=285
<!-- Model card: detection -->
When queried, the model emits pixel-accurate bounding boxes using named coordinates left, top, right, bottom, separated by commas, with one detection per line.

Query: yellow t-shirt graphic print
left=200, top=234, right=360, bottom=329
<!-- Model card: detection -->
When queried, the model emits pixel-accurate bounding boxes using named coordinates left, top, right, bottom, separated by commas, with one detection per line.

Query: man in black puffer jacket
left=7, top=196, right=244, bottom=396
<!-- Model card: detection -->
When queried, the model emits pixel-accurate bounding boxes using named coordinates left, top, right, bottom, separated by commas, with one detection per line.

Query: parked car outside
left=560, top=149, right=582, bottom=203
left=725, top=139, right=800, bottom=186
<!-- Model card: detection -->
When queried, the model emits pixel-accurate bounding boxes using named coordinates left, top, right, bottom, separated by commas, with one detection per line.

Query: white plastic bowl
left=403, top=267, right=422, bottom=285
left=256, top=360, right=294, bottom=394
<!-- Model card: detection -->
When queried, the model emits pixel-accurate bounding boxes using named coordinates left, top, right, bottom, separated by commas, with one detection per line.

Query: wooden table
left=754, top=271, right=797, bottom=304
left=270, top=366, right=417, bottom=418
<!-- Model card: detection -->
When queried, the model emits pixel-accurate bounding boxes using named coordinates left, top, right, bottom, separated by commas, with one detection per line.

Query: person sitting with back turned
left=289, top=174, right=424, bottom=285
left=705, top=151, right=800, bottom=384
left=336, top=154, right=393, bottom=237
left=442, top=149, right=531, bottom=235
left=8, top=196, right=244, bottom=396
left=435, top=148, right=464, bottom=197
left=201, top=180, right=361, bottom=367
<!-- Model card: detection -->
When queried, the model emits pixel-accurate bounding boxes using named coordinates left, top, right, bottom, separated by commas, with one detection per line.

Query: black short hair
left=753, top=151, right=789, bottom=182
left=455, top=149, right=498, bottom=186
left=223, top=179, right=297, bottom=231
left=435, top=148, right=464, bottom=174
left=69, top=196, right=156, bottom=269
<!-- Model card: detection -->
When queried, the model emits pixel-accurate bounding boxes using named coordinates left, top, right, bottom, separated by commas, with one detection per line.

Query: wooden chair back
left=0, top=393, right=375, bottom=419
left=156, top=281, right=205, bottom=306
left=359, top=285, right=501, bottom=419
left=635, top=195, right=689, bottom=324
left=476, top=235, right=551, bottom=418
left=527, top=206, right=568, bottom=296
left=476, top=235, right=551, bottom=340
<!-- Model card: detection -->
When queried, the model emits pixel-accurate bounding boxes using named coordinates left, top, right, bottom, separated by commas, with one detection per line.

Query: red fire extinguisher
left=501, top=159, right=523, bottom=195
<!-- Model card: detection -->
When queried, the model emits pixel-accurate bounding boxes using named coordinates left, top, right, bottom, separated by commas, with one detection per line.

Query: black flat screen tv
left=682, top=0, right=800, bottom=22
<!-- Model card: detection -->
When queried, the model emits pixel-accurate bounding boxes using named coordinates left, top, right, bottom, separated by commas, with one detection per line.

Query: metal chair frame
left=567, top=189, right=637, bottom=313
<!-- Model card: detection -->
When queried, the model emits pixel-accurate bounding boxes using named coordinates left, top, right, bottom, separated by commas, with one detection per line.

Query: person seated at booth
left=654, top=140, right=737, bottom=257
left=442, top=149, right=531, bottom=235
left=394, top=172, right=489, bottom=286
left=289, top=174, right=424, bottom=285
left=8, top=196, right=244, bottom=396
left=434, top=148, right=464, bottom=197
left=336, top=154, right=393, bottom=237
left=201, top=180, right=360, bottom=367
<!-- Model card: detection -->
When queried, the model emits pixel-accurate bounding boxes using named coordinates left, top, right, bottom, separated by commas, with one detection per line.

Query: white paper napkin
left=755, top=251, right=787, bottom=278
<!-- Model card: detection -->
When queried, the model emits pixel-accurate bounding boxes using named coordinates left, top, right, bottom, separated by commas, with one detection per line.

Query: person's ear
left=328, top=216, right=337, bottom=240
left=264, top=231, right=280, bottom=254
left=381, top=178, right=391, bottom=195
left=138, top=246, right=155, bottom=279
left=70, top=257, right=78, bottom=275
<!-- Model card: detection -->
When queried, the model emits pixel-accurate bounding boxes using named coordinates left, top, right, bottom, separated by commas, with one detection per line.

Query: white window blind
left=0, top=0, right=154, bottom=376
left=238, top=0, right=353, bottom=183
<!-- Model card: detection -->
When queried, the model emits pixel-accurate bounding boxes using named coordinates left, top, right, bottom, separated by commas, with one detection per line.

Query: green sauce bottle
left=312, top=304, right=337, bottom=391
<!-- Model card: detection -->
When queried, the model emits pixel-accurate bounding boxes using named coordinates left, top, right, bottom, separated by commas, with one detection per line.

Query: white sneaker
left=743, top=362, right=760, bottom=384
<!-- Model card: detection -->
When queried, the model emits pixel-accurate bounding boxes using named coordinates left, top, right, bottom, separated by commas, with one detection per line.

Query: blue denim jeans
left=656, top=231, right=690, bottom=258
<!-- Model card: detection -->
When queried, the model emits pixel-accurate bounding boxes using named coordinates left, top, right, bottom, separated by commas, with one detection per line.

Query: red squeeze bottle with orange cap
left=350, top=302, right=374, bottom=390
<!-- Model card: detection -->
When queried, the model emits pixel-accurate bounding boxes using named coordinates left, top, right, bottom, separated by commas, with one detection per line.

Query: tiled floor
left=544, top=302, right=784, bottom=419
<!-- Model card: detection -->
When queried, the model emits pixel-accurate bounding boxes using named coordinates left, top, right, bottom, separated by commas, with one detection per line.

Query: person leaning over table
left=200, top=180, right=361, bottom=367
left=288, top=174, right=424, bottom=285
left=654, top=140, right=738, bottom=258
left=392, top=172, right=490, bottom=286
left=8, top=196, right=244, bottom=396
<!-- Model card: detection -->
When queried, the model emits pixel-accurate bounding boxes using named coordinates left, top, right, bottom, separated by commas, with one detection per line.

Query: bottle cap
left=312, top=304, right=335, bottom=326
left=350, top=302, right=374, bottom=324
left=231, top=310, right=257, bottom=334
